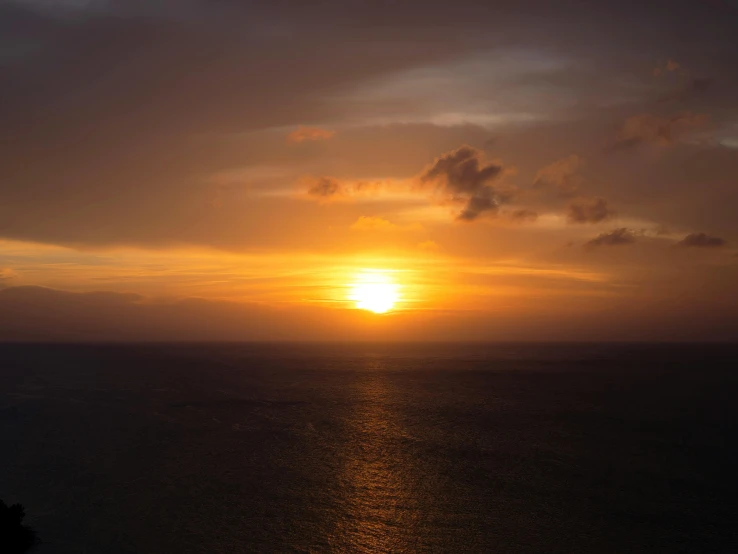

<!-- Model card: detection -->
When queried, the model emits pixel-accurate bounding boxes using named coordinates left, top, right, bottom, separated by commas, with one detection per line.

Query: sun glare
left=348, top=270, right=401, bottom=313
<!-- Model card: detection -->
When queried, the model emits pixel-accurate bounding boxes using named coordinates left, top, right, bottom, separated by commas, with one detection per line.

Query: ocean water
left=1, top=343, right=737, bottom=553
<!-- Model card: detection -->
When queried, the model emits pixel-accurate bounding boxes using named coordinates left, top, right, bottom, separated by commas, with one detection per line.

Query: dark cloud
left=567, top=196, right=614, bottom=224
left=658, top=77, right=713, bottom=104
left=419, top=146, right=510, bottom=221
left=678, top=232, right=727, bottom=248
left=611, top=112, right=709, bottom=150
left=307, top=177, right=343, bottom=198
left=653, top=59, right=682, bottom=77
left=458, top=191, right=498, bottom=221
left=304, top=177, right=387, bottom=202
left=584, top=228, right=637, bottom=249
left=652, top=58, right=713, bottom=104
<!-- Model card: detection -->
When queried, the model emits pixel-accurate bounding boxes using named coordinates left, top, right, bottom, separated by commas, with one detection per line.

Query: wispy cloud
left=287, top=126, right=336, bottom=143
left=533, top=155, right=584, bottom=196
left=350, top=216, right=422, bottom=232
left=567, top=197, right=614, bottom=224
left=612, top=112, right=709, bottom=150
left=677, top=232, right=726, bottom=248
left=584, top=228, right=637, bottom=249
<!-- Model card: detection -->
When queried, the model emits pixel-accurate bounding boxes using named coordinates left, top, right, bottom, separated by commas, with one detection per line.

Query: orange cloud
left=350, top=216, right=423, bottom=232
left=533, top=155, right=584, bottom=196
left=418, top=240, right=439, bottom=252
left=612, top=112, right=709, bottom=150
left=351, top=216, right=398, bottom=231
left=287, top=126, right=336, bottom=143
left=0, top=268, right=18, bottom=286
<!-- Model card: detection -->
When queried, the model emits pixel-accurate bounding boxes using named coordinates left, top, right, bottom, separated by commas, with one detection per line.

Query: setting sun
left=348, top=270, right=401, bottom=313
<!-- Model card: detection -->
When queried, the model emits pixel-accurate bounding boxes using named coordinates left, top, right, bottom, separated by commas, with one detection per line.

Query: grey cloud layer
left=0, top=1, right=736, bottom=248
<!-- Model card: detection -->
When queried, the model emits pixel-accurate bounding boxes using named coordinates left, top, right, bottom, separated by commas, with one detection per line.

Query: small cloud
left=287, top=126, right=336, bottom=143
left=208, top=184, right=231, bottom=208
left=658, top=77, right=712, bottom=104
left=653, top=59, right=682, bottom=77
left=533, top=155, right=584, bottom=196
left=307, top=176, right=344, bottom=199
left=419, top=145, right=513, bottom=222
left=567, top=196, right=614, bottom=224
left=612, top=112, right=709, bottom=150
left=353, top=180, right=385, bottom=194
left=351, top=216, right=423, bottom=232
left=653, top=224, right=672, bottom=236
left=0, top=268, right=19, bottom=288
left=677, top=232, right=727, bottom=248
left=418, top=240, right=439, bottom=252
left=584, top=228, right=637, bottom=249
left=303, top=176, right=392, bottom=203
left=351, top=216, right=397, bottom=231
left=509, top=209, right=538, bottom=223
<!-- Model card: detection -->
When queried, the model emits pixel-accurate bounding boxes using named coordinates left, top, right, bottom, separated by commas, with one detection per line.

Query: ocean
left=1, top=343, right=737, bottom=553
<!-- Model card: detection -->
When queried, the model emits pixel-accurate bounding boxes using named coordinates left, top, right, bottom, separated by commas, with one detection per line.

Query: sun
left=348, top=270, right=401, bottom=314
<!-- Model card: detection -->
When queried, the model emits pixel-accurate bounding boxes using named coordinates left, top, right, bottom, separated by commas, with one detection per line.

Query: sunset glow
left=0, top=1, right=735, bottom=342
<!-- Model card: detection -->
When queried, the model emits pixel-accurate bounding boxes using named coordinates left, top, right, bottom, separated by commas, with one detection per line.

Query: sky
left=1, top=0, right=737, bottom=341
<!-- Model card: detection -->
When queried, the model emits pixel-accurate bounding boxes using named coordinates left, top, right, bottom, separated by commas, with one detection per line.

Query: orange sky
left=0, top=1, right=737, bottom=341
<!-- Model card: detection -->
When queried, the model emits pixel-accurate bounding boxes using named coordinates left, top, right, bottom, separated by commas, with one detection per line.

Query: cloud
left=652, top=58, right=711, bottom=103
left=567, top=196, right=614, bottom=224
left=509, top=209, right=538, bottom=223
left=351, top=216, right=396, bottom=231
left=0, top=268, right=18, bottom=287
left=533, top=155, right=584, bottom=196
left=0, top=1, right=737, bottom=251
left=0, top=286, right=293, bottom=341
left=653, top=59, right=682, bottom=77
left=304, top=177, right=388, bottom=203
left=351, top=215, right=422, bottom=232
left=306, top=177, right=344, bottom=199
left=419, top=145, right=512, bottom=221
left=287, top=126, right=336, bottom=143
left=658, top=77, right=712, bottom=104
left=584, top=228, right=637, bottom=249
left=677, top=232, right=727, bottom=248
left=418, top=240, right=439, bottom=251
left=612, top=112, right=709, bottom=150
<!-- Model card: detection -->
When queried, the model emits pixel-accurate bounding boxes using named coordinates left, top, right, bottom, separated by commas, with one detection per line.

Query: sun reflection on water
left=330, top=358, right=423, bottom=552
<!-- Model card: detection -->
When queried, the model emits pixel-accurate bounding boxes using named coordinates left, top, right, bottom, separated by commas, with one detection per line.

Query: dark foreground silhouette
left=0, top=500, right=37, bottom=553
